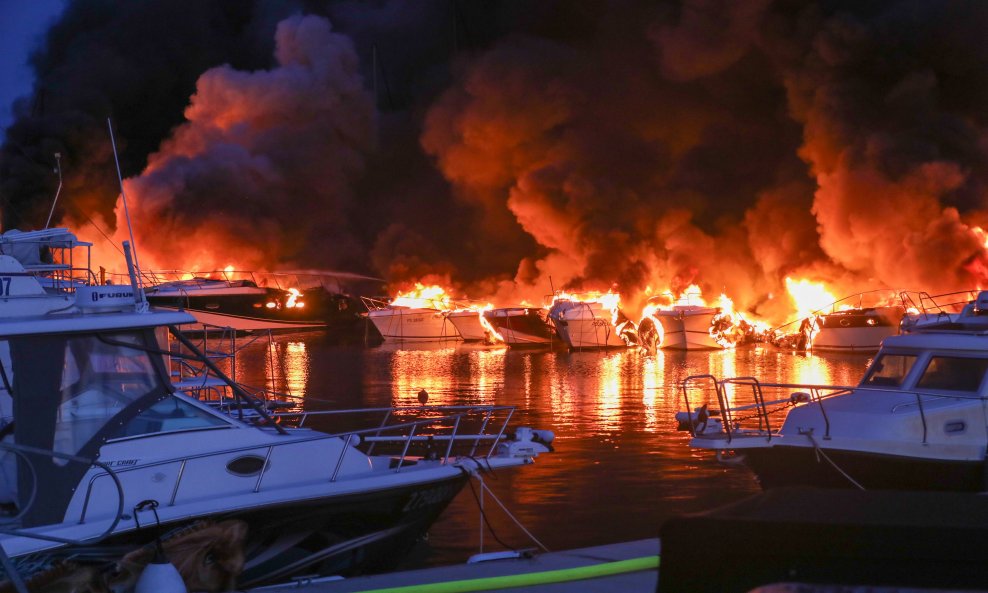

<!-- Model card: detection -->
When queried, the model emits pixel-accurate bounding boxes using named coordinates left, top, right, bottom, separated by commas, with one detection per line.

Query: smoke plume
left=3, top=1, right=988, bottom=323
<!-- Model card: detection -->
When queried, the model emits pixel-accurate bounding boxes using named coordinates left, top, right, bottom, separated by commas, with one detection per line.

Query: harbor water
left=223, top=334, right=873, bottom=568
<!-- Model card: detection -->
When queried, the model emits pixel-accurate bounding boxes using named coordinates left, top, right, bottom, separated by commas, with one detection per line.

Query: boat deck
left=246, top=538, right=659, bottom=592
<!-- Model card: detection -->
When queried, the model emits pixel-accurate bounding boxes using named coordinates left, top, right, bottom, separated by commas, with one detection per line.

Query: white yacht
left=362, top=297, right=461, bottom=341
left=547, top=297, right=633, bottom=350
left=677, top=291, right=988, bottom=491
left=0, top=230, right=552, bottom=590
left=652, top=305, right=723, bottom=350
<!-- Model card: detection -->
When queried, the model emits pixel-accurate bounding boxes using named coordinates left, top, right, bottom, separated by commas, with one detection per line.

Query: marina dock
left=248, top=538, right=659, bottom=592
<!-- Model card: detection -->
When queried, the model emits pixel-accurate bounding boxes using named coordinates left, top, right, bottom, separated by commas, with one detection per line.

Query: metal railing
left=76, top=404, right=519, bottom=523
left=680, top=374, right=988, bottom=445
left=680, top=375, right=855, bottom=442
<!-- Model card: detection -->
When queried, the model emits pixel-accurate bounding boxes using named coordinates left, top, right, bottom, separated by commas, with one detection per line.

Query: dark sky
left=0, top=0, right=66, bottom=138
left=3, top=1, right=988, bottom=321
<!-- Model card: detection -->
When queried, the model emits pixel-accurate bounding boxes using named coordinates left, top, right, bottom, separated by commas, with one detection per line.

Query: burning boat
left=777, top=288, right=905, bottom=353
left=445, top=304, right=500, bottom=343
left=362, top=284, right=461, bottom=341
left=483, top=307, right=558, bottom=347
left=547, top=292, right=635, bottom=350
left=642, top=288, right=754, bottom=351
left=143, top=269, right=380, bottom=339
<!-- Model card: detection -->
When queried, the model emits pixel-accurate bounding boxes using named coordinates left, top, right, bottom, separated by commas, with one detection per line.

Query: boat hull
left=548, top=302, right=627, bottom=350
left=740, top=446, right=984, bottom=492
left=446, top=311, right=489, bottom=342
left=484, top=308, right=556, bottom=347
left=368, top=308, right=461, bottom=341
left=8, top=473, right=469, bottom=589
left=655, top=308, right=721, bottom=350
left=812, top=307, right=904, bottom=352
left=149, top=304, right=327, bottom=333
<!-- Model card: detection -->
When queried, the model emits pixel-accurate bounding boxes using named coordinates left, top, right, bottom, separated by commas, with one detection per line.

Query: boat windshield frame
left=7, top=327, right=172, bottom=525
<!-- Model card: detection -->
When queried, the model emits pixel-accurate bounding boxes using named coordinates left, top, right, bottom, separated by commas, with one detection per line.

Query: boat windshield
left=7, top=329, right=177, bottom=525
left=915, top=356, right=988, bottom=393
left=861, top=353, right=917, bottom=388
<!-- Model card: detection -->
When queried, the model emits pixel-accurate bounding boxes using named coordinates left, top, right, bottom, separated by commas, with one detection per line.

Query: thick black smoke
left=3, top=1, right=988, bottom=320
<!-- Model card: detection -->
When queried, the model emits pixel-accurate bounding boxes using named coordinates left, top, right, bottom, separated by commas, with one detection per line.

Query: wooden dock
left=247, top=538, right=659, bottom=592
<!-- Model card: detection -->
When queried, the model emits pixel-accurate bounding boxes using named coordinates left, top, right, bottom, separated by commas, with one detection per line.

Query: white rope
left=805, top=432, right=865, bottom=490
left=475, top=473, right=551, bottom=552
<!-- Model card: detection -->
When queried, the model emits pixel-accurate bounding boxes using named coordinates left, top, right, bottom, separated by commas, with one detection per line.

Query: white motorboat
left=363, top=298, right=461, bottom=341
left=445, top=308, right=492, bottom=342
left=483, top=307, right=558, bottom=347
left=0, top=231, right=553, bottom=590
left=777, top=289, right=905, bottom=352
left=809, top=305, right=904, bottom=352
left=547, top=297, right=633, bottom=350
left=652, top=305, right=723, bottom=350
left=676, top=291, right=988, bottom=491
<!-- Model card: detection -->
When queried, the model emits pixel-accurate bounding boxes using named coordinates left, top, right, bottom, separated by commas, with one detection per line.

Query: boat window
left=862, top=354, right=917, bottom=387
left=51, top=333, right=162, bottom=462
left=107, top=396, right=230, bottom=440
left=915, top=356, right=988, bottom=393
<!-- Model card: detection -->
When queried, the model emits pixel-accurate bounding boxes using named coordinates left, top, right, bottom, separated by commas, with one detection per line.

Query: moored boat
left=547, top=295, right=633, bottom=350
left=0, top=232, right=553, bottom=590
left=446, top=308, right=492, bottom=342
left=652, top=305, right=723, bottom=350
left=676, top=292, right=988, bottom=491
left=483, top=307, right=557, bottom=347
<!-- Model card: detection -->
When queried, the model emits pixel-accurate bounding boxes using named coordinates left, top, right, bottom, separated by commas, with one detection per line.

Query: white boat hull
left=446, top=311, right=489, bottom=341
left=812, top=306, right=904, bottom=352
left=368, top=308, right=461, bottom=341
left=153, top=305, right=326, bottom=332
left=549, top=301, right=627, bottom=350
left=655, top=308, right=721, bottom=350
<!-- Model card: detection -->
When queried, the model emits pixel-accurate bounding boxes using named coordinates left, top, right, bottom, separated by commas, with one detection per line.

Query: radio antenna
left=43, top=152, right=62, bottom=229
left=107, top=118, right=142, bottom=289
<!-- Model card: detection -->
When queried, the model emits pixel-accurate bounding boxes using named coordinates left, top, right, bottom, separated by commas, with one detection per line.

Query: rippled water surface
left=226, top=334, right=873, bottom=566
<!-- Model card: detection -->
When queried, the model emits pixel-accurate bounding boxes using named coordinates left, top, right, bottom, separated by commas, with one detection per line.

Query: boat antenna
left=107, top=118, right=142, bottom=287
left=43, top=152, right=62, bottom=229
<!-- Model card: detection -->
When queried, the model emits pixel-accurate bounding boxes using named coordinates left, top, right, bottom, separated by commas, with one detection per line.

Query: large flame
left=784, top=277, right=837, bottom=318
left=390, top=283, right=454, bottom=310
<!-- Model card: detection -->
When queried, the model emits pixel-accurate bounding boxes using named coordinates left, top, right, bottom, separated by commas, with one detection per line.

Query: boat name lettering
left=92, top=290, right=134, bottom=301
left=104, top=459, right=138, bottom=467
left=0, top=277, right=10, bottom=296
left=401, top=483, right=458, bottom=512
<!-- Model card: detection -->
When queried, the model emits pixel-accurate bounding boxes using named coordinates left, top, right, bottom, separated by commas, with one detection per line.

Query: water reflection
left=226, top=336, right=875, bottom=567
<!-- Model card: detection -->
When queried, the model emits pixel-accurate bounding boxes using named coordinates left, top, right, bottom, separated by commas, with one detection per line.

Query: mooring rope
left=805, top=432, right=865, bottom=490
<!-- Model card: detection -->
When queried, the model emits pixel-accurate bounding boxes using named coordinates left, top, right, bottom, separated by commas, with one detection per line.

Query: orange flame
left=784, top=277, right=837, bottom=318
left=390, top=282, right=454, bottom=310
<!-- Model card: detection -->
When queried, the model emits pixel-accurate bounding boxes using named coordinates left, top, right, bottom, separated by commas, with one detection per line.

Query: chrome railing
left=77, top=404, right=519, bottom=523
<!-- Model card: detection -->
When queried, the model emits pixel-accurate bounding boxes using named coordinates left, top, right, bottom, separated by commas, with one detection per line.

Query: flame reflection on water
left=228, top=335, right=873, bottom=567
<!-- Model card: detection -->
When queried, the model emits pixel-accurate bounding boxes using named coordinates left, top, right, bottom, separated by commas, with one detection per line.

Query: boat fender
left=790, top=391, right=811, bottom=404
left=135, top=557, right=187, bottom=593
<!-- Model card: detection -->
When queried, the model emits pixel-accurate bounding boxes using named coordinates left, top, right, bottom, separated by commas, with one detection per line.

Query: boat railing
left=76, top=404, right=518, bottom=524
left=680, top=375, right=855, bottom=441
left=899, top=289, right=979, bottom=323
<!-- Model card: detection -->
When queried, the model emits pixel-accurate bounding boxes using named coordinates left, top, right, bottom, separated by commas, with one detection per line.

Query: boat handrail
left=681, top=376, right=856, bottom=441
left=899, top=289, right=980, bottom=319
left=77, top=404, right=518, bottom=523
